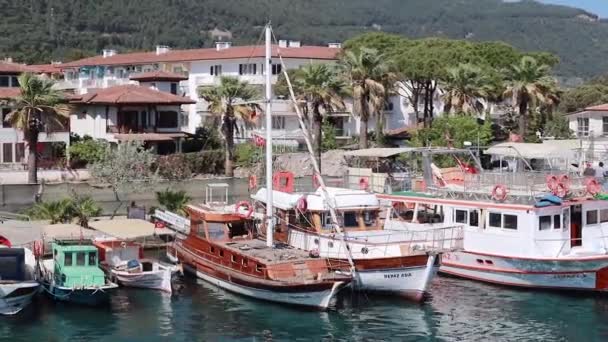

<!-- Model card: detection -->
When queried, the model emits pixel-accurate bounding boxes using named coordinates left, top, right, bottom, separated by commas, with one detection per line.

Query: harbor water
left=2, top=275, right=607, bottom=341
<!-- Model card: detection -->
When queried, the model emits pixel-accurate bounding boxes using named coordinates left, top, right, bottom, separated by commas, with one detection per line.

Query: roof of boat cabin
left=485, top=142, right=577, bottom=160
left=88, top=219, right=174, bottom=239
left=251, top=187, right=380, bottom=211
left=52, top=241, right=98, bottom=252
left=218, top=238, right=322, bottom=265
left=43, top=224, right=101, bottom=240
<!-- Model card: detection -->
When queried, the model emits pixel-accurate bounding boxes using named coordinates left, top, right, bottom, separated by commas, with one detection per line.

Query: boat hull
left=334, top=254, right=438, bottom=301
left=0, top=281, right=40, bottom=315
left=112, top=269, right=173, bottom=293
left=42, top=282, right=118, bottom=305
left=441, top=251, right=608, bottom=291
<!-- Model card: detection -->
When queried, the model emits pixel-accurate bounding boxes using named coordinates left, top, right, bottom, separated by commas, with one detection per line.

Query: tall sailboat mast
left=264, top=24, right=274, bottom=248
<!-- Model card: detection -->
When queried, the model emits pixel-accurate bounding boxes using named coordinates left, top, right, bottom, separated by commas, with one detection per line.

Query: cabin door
left=569, top=205, right=582, bottom=247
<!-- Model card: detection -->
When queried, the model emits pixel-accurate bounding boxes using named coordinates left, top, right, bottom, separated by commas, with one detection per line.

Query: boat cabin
left=0, top=248, right=29, bottom=282
left=383, top=193, right=608, bottom=259
left=51, top=240, right=106, bottom=287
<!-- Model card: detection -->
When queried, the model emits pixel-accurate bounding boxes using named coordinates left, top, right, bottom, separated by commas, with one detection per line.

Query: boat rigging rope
left=274, top=36, right=357, bottom=277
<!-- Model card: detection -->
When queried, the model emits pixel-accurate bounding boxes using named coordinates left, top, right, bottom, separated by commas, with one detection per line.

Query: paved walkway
left=0, top=169, right=91, bottom=185
left=0, top=219, right=44, bottom=246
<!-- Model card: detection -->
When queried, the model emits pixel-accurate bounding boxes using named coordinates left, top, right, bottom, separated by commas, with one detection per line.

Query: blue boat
left=39, top=239, right=118, bottom=306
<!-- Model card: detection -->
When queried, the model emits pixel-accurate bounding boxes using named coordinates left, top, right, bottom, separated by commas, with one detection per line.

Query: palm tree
left=156, top=188, right=191, bottom=216
left=5, top=73, right=69, bottom=184
left=198, top=76, right=261, bottom=177
left=25, top=199, right=73, bottom=223
left=291, top=63, right=346, bottom=169
left=503, top=56, right=558, bottom=137
left=441, top=63, right=494, bottom=115
left=339, top=48, right=388, bottom=149
left=71, top=195, right=102, bottom=228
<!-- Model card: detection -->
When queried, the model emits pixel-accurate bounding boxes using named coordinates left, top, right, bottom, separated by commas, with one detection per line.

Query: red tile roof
left=129, top=70, right=188, bottom=82
left=0, top=62, right=35, bottom=74
left=114, top=133, right=186, bottom=141
left=29, top=64, right=63, bottom=74
left=585, top=104, right=608, bottom=111
left=0, top=87, right=20, bottom=99
left=69, top=85, right=195, bottom=105
left=61, top=45, right=340, bottom=68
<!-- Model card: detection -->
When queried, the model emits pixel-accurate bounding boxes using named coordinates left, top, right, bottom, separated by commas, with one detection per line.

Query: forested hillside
left=1, top=0, right=607, bottom=79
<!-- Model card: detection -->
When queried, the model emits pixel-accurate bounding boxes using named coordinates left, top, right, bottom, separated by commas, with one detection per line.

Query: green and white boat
left=40, top=240, right=118, bottom=306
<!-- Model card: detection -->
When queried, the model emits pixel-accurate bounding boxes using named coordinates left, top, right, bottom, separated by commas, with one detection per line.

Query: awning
left=344, top=148, right=417, bottom=158
left=485, top=142, right=577, bottom=160
left=89, top=219, right=173, bottom=239
left=113, top=132, right=186, bottom=141
left=42, top=224, right=100, bottom=240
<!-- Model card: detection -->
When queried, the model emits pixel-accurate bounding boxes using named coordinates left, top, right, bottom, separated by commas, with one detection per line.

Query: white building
left=567, top=104, right=608, bottom=159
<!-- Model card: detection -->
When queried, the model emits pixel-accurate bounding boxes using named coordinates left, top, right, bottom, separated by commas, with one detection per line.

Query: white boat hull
left=112, top=268, right=173, bottom=293
left=186, top=265, right=345, bottom=309
left=0, top=281, right=39, bottom=315
left=441, top=251, right=608, bottom=291
left=353, top=255, right=438, bottom=300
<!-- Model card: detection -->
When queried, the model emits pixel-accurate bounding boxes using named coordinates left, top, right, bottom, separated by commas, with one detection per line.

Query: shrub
left=321, top=119, right=338, bottom=151
left=156, top=189, right=192, bottom=216
left=156, top=154, right=193, bottom=181
left=235, top=143, right=262, bottom=168
left=69, top=137, right=107, bottom=168
left=183, top=150, right=224, bottom=175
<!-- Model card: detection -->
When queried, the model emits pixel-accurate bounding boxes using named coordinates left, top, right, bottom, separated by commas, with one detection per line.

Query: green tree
left=412, top=115, right=493, bottom=149
left=155, top=189, right=191, bottom=216
left=339, top=48, right=388, bottom=148
left=441, top=63, right=495, bottom=115
left=289, top=63, right=346, bottom=169
left=5, top=73, right=69, bottom=183
left=71, top=195, right=102, bottom=228
left=68, top=137, right=107, bottom=167
left=321, top=118, right=338, bottom=151
left=503, top=56, right=558, bottom=138
left=198, top=76, right=261, bottom=177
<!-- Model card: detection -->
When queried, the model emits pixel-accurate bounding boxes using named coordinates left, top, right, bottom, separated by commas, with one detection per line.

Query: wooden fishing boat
left=170, top=202, right=351, bottom=309
left=39, top=239, right=118, bottom=305
left=0, top=237, right=40, bottom=315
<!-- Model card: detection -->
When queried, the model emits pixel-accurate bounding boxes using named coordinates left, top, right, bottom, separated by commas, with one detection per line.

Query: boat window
left=88, top=252, right=97, bottom=266
left=503, top=215, right=518, bottom=230
left=553, top=215, right=561, bottom=229
left=207, top=222, right=226, bottom=241
left=455, top=210, right=468, bottom=224
left=64, top=252, right=73, bottom=266
left=587, top=210, right=598, bottom=225
left=563, top=208, right=570, bottom=232
left=488, top=213, right=502, bottom=228
left=539, top=216, right=552, bottom=231
left=228, top=221, right=248, bottom=238
left=242, top=258, right=248, bottom=266
left=363, top=211, right=377, bottom=226
left=219, top=249, right=224, bottom=257
left=601, top=209, right=608, bottom=223
left=343, top=212, right=358, bottom=227
left=255, top=264, right=263, bottom=273
left=470, top=210, right=480, bottom=227
left=231, top=254, right=237, bottom=263
left=76, top=252, right=86, bottom=266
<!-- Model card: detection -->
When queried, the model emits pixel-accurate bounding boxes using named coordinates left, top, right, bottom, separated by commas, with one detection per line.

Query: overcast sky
left=538, top=0, right=608, bottom=17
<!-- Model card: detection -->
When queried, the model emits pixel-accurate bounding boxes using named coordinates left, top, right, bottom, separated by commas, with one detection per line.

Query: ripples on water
left=2, top=276, right=608, bottom=341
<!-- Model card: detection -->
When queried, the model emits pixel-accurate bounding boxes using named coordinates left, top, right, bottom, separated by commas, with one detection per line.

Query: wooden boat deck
left=218, top=238, right=318, bottom=265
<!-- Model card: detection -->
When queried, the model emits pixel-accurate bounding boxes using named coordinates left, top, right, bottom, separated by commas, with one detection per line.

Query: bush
left=321, top=119, right=338, bottom=151
left=156, top=154, right=193, bottom=181
left=183, top=150, right=224, bottom=175
left=235, top=143, right=262, bottom=168
left=69, top=137, right=107, bottom=168
left=182, top=125, right=223, bottom=153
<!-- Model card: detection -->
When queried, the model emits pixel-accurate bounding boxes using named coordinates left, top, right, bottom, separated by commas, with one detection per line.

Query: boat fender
left=33, top=239, right=43, bottom=257
left=553, top=183, right=568, bottom=198
left=248, top=175, right=257, bottom=190
left=587, top=179, right=602, bottom=196
left=309, top=249, right=320, bottom=258
left=312, top=173, right=321, bottom=189
left=0, top=235, right=12, bottom=248
left=235, top=201, right=254, bottom=218
left=296, top=196, right=308, bottom=212
left=559, top=174, right=571, bottom=190
left=359, top=177, right=369, bottom=190
left=546, top=175, right=559, bottom=191
left=491, top=184, right=508, bottom=202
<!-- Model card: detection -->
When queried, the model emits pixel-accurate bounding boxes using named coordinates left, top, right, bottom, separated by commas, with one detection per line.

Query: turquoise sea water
left=1, top=275, right=608, bottom=341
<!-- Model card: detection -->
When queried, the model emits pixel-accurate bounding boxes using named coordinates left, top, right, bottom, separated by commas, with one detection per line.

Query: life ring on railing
left=553, top=183, right=568, bottom=198
left=586, top=178, right=602, bottom=196
left=154, top=221, right=166, bottom=229
left=33, top=240, right=43, bottom=257
left=559, top=174, right=571, bottom=190
left=491, top=184, right=508, bottom=202
left=0, top=235, right=11, bottom=248
left=359, top=177, right=370, bottom=190
left=296, top=196, right=308, bottom=212
left=312, top=173, right=321, bottom=189
left=248, top=175, right=257, bottom=190
left=235, top=201, right=254, bottom=218
left=546, top=175, right=559, bottom=191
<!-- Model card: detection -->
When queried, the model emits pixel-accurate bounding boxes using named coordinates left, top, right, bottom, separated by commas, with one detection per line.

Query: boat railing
left=534, top=235, right=608, bottom=258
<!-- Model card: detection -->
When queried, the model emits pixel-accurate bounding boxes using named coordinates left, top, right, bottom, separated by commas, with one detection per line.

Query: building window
left=10, top=76, right=18, bottom=87
left=539, top=216, right=552, bottom=231
left=157, top=111, right=178, bottom=128
left=170, top=83, right=177, bottom=95
left=586, top=210, right=598, bottom=225
left=603, top=117, right=608, bottom=136
left=272, top=116, right=285, bottom=130
left=384, top=101, right=394, bottom=111
left=454, top=209, right=468, bottom=224
left=577, top=117, right=589, bottom=137
left=2, top=108, right=11, bottom=128
left=15, top=143, right=24, bottom=163
left=0, top=76, right=9, bottom=87
left=239, top=63, right=257, bottom=75
left=210, top=65, right=222, bottom=76
left=2, top=143, right=12, bottom=163
left=271, top=64, right=282, bottom=75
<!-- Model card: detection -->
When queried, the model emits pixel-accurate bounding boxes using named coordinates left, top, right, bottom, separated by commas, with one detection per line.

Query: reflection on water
left=2, top=275, right=608, bottom=341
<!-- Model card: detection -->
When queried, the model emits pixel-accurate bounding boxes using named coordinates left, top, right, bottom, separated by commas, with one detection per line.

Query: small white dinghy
left=0, top=238, right=40, bottom=315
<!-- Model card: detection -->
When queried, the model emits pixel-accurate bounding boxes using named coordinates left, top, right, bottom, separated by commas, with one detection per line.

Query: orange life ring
left=553, top=183, right=567, bottom=198
left=273, top=171, right=295, bottom=193
left=33, top=240, right=43, bottom=257
left=296, top=196, right=308, bottom=212
left=546, top=175, right=559, bottom=191
left=559, top=174, right=571, bottom=190
left=586, top=179, right=602, bottom=196
left=248, top=175, right=257, bottom=190
left=235, top=201, right=254, bottom=218
left=359, top=177, right=370, bottom=190
left=491, top=184, right=508, bottom=202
